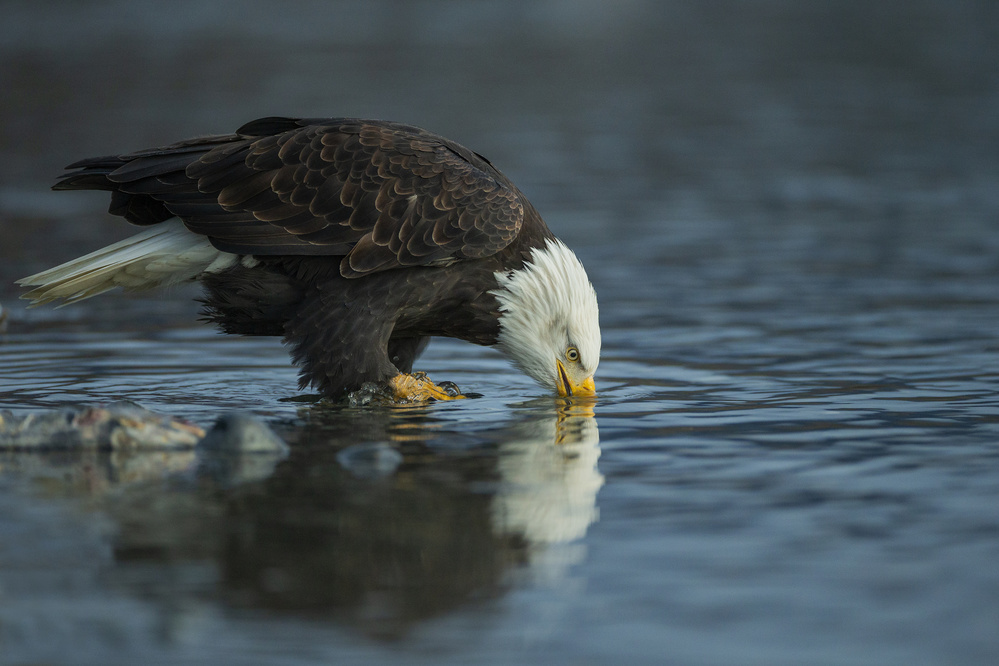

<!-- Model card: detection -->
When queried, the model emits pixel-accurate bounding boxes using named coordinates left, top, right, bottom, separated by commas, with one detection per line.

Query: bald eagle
left=19, top=117, right=600, bottom=402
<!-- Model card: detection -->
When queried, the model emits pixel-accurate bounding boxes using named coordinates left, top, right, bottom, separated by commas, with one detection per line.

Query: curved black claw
left=438, top=381, right=462, bottom=398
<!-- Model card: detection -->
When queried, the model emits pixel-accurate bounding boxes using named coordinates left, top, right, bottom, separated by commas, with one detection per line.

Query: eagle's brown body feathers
left=24, top=117, right=596, bottom=399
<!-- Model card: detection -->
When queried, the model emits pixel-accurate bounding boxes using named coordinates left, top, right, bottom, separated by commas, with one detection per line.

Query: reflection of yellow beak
left=556, top=359, right=597, bottom=398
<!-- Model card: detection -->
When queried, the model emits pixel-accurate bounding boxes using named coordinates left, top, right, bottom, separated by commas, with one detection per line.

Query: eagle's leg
left=388, top=373, right=464, bottom=402
left=385, top=337, right=462, bottom=401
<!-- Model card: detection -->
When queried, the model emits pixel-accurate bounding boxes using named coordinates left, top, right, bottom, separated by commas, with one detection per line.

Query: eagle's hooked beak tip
left=556, top=360, right=596, bottom=399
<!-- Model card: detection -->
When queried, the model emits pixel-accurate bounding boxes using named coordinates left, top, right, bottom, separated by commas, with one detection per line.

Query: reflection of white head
left=491, top=413, right=603, bottom=547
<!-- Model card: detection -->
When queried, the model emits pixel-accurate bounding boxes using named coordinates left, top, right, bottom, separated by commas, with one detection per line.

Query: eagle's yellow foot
left=388, top=372, right=464, bottom=402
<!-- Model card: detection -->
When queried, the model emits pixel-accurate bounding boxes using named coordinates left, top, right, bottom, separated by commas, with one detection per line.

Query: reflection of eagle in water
left=19, top=117, right=600, bottom=401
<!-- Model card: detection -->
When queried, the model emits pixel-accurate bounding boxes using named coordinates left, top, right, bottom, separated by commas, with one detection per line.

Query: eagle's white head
left=492, top=239, right=601, bottom=397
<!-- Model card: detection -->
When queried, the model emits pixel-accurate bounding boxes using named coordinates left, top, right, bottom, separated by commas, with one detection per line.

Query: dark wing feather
left=56, top=117, right=528, bottom=277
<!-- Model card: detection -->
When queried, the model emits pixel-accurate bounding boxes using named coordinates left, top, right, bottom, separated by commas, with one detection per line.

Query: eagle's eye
left=566, top=346, right=580, bottom=362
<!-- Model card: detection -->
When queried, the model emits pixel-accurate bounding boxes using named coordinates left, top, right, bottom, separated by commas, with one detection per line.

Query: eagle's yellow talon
left=388, top=373, right=465, bottom=402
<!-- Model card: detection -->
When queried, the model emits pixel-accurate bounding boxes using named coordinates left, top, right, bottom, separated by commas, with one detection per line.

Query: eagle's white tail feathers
left=17, top=219, right=236, bottom=307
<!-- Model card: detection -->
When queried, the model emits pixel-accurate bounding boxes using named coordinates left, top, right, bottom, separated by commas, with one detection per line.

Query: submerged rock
left=197, top=413, right=291, bottom=486
left=0, top=404, right=289, bottom=490
left=0, top=401, right=204, bottom=450
left=0, top=403, right=290, bottom=455
left=199, top=412, right=289, bottom=454
left=336, top=442, right=404, bottom=479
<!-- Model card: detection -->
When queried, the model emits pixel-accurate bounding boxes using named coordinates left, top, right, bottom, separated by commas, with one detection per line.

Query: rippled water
left=2, top=2, right=999, bottom=665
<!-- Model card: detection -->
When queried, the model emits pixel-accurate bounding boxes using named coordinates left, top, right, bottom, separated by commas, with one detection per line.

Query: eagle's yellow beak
left=556, top=359, right=596, bottom=398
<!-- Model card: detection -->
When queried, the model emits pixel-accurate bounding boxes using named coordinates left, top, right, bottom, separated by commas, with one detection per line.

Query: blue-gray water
left=1, top=2, right=998, bottom=664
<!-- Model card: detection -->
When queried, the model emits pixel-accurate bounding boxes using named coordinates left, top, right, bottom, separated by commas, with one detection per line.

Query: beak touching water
left=556, top=359, right=597, bottom=398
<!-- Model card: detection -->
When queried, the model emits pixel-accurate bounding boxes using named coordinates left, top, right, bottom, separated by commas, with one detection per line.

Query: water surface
left=1, top=2, right=998, bottom=664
